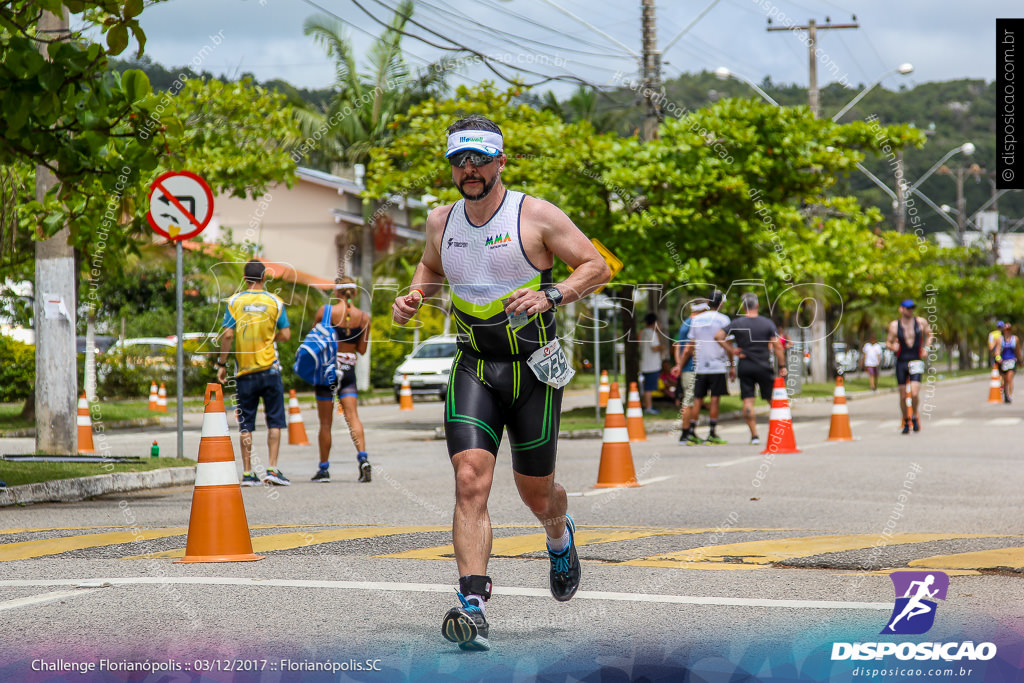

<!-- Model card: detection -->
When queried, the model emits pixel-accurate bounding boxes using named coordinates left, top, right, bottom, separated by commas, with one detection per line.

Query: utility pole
left=767, top=17, right=857, bottom=385
left=895, top=150, right=906, bottom=233
left=34, top=8, right=78, bottom=455
left=641, top=0, right=661, bottom=141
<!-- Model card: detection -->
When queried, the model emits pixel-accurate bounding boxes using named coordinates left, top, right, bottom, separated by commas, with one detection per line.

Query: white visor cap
left=446, top=129, right=503, bottom=158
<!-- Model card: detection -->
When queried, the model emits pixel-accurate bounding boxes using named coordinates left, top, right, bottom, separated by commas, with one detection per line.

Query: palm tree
left=296, top=1, right=454, bottom=173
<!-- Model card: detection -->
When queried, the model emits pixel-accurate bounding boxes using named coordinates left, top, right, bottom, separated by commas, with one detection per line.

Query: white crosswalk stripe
left=930, top=418, right=965, bottom=427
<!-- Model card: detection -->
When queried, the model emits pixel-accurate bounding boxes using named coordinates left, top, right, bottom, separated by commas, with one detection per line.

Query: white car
left=392, top=335, right=458, bottom=400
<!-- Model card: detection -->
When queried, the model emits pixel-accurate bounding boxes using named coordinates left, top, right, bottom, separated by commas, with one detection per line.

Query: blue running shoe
left=441, top=592, right=489, bottom=651
left=548, top=516, right=581, bottom=602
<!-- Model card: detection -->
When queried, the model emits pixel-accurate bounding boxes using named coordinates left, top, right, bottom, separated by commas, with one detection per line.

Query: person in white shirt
left=860, top=334, right=883, bottom=391
left=638, top=313, right=664, bottom=415
left=679, top=290, right=731, bottom=444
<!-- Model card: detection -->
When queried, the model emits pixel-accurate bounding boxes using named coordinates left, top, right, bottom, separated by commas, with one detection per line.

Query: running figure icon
left=887, top=574, right=938, bottom=632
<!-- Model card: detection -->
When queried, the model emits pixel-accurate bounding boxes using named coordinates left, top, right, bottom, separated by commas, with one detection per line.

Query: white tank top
left=440, top=189, right=554, bottom=359
left=440, top=189, right=537, bottom=306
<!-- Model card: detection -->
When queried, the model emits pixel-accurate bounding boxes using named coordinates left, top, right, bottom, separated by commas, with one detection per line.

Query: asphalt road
left=1, top=376, right=1021, bottom=682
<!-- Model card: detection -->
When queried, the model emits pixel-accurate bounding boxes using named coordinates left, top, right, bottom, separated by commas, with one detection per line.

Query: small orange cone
left=287, top=389, right=310, bottom=445
left=598, top=370, right=610, bottom=408
left=337, top=399, right=345, bottom=415
left=988, top=364, right=1003, bottom=403
left=625, top=381, right=647, bottom=442
left=77, top=392, right=96, bottom=454
left=176, top=383, right=263, bottom=563
left=762, top=377, right=800, bottom=454
left=826, top=376, right=854, bottom=441
left=157, top=383, right=168, bottom=412
left=148, top=382, right=159, bottom=411
left=594, top=382, right=639, bottom=488
left=399, top=374, right=414, bottom=411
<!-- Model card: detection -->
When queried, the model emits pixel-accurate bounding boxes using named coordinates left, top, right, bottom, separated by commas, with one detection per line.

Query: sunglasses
left=448, top=151, right=497, bottom=168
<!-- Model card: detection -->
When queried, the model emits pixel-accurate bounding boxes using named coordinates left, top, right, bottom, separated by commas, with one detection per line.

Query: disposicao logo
left=831, top=571, right=997, bottom=663
left=882, top=571, right=947, bottom=635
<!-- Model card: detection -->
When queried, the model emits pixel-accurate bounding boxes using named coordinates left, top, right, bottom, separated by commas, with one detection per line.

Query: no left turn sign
left=147, top=170, right=214, bottom=241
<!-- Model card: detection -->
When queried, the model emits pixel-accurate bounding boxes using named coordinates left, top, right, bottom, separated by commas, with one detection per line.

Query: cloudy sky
left=122, top=0, right=1012, bottom=98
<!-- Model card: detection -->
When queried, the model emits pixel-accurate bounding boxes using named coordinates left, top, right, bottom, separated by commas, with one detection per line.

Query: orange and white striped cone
left=598, top=370, right=610, bottom=408
left=399, top=374, right=414, bottom=411
left=625, top=381, right=647, bottom=442
left=157, top=383, right=168, bottom=413
left=176, top=383, right=263, bottom=563
left=988, top=364, right=1003, bottom=404
left=148, top=382, right=159, bottom=411
left=594, top=382, right=639, bottom=488
left=287, top=389, right=310, bottom=445
left=77, top=392, right=96, bottom=454
left=762, top=376, right=800, bottom=454
left=826, top=376, right=854, bottom=441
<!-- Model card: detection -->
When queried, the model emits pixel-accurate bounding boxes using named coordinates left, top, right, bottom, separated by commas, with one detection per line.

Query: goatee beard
left=458, top=173, right=499, bottom=201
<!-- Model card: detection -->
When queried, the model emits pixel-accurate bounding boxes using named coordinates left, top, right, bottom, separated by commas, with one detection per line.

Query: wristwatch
left=543, top=287, right=563, bottom=309
left=215, top=360, right=227, bottom=369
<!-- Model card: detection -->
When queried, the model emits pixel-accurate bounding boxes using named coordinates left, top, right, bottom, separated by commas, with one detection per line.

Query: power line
left=340, top=0, right=605, bottom=88
left=662, top=0, right=722, bottom=53
left=472, top=0, right=622, bottom=52
left=413, top=0, right=632, bottom=60
left=534, top=0, right=640, bottom=57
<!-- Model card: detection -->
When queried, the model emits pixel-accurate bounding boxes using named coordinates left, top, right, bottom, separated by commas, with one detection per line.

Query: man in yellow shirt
left=216, top=260, right=292, bottom=486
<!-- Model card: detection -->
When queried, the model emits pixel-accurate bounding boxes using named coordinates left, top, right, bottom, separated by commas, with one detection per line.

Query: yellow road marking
left=909, top=546, right=1024, bottom=571
left=124, top=525, right=451, bottom=559
left=376, top=527, right=765, bottom=561
left=623, top=533, right=1007, bottom=570
left=0, top=528, right=188, bottom=562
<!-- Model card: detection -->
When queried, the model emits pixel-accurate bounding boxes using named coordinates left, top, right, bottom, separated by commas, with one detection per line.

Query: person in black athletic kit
left=312, top=276, right=372, bottom=482
left=886, top=299, right=934, bottom=434
left=392, top=115, right=609, bottom=651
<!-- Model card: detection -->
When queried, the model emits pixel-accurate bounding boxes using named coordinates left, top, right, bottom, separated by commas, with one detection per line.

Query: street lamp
left=831, top=63, right=914, bottom=122
left=714, top=67, right=779, bottom=106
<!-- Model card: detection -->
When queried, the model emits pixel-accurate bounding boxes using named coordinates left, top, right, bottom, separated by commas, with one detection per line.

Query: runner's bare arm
left=393, top=205, right=450, bottom=325
left=885, top=320, right=899, bottom=352
left=919, top=317, right=934, bottom=358
left=506, top=198, right=610, bottom=316
left=771, top=336, right=788, bottom=376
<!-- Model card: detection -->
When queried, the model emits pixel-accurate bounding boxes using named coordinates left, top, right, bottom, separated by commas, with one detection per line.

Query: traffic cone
left=287, top=389, right=310, bottom=445
left=594, top=382, right=639, bottom=488
left=148, top=382, right=159, bottom=411
left=399, top=374, right=414, bottom=411
left=762, top=377, right=800, bottom=454
left=625, top=381, right=647, bottom=442
left=176, top=383, right=263, bottom=563
left=77, top=392, right=96, bottom=454
left=598, top=370, right=610, bottom=408
left=988, top=364, right=1003, bottom=403
left=826, top=376, right=854, bottom=441
left=337, top=399, right=345, bottom=415
left=157, top=383, right=168, bottom=412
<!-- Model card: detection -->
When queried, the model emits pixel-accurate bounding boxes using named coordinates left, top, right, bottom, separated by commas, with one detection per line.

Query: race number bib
left=337, top=352, right=357, bottom=371
left=907, top=360, right=926, bottom=375
left=1002, top=359, right=1016, bottom=373
left=527, top=339, right=575, bottom=389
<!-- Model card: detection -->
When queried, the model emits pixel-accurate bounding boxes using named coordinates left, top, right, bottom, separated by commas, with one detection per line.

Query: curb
left=0, top=467, right=196, bottom=507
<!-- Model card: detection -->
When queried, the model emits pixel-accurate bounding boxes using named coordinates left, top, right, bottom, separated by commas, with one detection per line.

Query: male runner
left=679, top=290, right=731, bottom=444
left=886, top=299, right=934, bottom=434
left=714, top=292, right=786, bottom=445
left=392, top=115, right=610, bottom=651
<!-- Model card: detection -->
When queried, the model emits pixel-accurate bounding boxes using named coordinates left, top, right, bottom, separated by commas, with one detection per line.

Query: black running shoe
left=441, top=592, right=489, bottom=651
left=358, top=460, right=372, bottom=483
left=311, top=468, right=330, bottom=482
left=901, top=419, right=910, bottom=435
left=911, top=417, right=920, bottom=432
left=548, top=515, right=581, bottom=602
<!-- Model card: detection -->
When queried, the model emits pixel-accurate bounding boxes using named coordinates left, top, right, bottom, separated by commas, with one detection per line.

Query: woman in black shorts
left=312, top=277, right=372, bottom=482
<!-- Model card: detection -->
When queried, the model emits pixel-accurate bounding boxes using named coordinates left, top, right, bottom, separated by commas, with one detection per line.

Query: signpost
left=146, top=171, right=214, bottom=459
